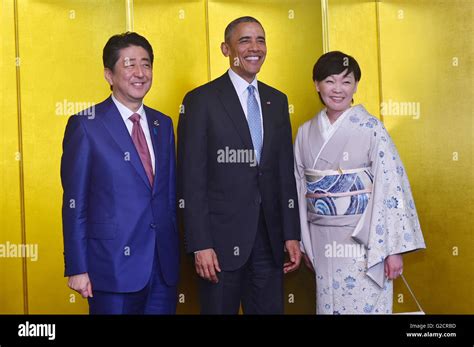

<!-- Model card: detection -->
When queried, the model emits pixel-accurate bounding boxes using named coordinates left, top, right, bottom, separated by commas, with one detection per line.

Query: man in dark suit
left=177, top=17, right=301, bottom=314
left=61, top=32, right=179, bottom=314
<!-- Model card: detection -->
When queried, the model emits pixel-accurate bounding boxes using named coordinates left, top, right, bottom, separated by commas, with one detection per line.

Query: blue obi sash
left=305, top=167, right=373, bottom=216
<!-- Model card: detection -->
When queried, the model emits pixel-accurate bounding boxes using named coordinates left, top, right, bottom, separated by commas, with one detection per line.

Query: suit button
left=255, top=196, right=261, bottom=205
left=258, top=172, right=263, bottom=176
left=150, top=223, right=156, bottom=229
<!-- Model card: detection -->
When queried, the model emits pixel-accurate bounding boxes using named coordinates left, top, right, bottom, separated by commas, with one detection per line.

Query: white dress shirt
left=111, top=94, right=155, bottom=173
left=227, top=68, right=264, bottom=139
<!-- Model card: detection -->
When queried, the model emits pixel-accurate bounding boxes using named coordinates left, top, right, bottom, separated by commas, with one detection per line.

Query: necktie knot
left=129, top=113, right=141, bottom=124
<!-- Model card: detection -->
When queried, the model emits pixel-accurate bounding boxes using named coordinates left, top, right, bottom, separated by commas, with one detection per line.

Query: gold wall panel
left=134, top=0, right=209, bottom=122
left=134, top=0, right=209, bottom=314
left=0, top=0, right=24, bottom=314
left=327, top=0, right=381, bottom=117
left=377, top=0, right=473, bottom=313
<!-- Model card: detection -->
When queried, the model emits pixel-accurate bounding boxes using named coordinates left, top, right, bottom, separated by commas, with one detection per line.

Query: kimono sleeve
left=294, top=125, right=315, bottom=265
left=362, top=118, right=426, bottom=286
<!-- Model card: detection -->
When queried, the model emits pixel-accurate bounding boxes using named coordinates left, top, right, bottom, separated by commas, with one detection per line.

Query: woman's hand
left=384, top=254, right=403, bottom=280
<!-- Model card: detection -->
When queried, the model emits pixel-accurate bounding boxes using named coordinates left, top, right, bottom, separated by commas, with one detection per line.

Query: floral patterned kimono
left=294, top=105, right=426, bottom=314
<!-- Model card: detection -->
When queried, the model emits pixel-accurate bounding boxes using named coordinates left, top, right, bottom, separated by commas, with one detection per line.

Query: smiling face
left=221, top=21, right=266, bottom=83
left=316, top=69, right=358, bottom=119
left=104, top=45, right=152, bottom=111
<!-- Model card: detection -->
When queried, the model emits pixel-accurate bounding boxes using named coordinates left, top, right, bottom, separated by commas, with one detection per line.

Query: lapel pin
left=266, top=101, right=271, bottom=105
left=153, top=120, right=160, bottom=127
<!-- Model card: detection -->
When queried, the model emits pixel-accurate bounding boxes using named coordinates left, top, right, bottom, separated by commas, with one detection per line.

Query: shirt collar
left=111, top=94, right=146, bottom=123
left=228, top=68, right=259, bottom=97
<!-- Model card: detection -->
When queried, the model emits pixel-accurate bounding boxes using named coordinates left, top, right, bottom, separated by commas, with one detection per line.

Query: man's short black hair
left=224, top=16, right=264, bottom=43
left=103, top=32, right=154, bottom=71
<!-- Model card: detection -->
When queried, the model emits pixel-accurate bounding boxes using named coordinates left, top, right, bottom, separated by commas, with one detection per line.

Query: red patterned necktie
left=129, top=113, right=154, bottom=186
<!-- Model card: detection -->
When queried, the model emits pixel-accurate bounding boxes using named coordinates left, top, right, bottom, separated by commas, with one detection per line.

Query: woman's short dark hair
left=312, top=51, right=361, bottom=105
left=313, top=51, right=361, bottom=82
left=103, top=32, right=154, bottom=71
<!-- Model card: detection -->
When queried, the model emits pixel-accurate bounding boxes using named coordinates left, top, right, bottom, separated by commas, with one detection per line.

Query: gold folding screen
left=1, top=0, right=472, bottom=314
left=377, top=0, right=473, bottom=314
left=1, top=0, right=24, bottom=314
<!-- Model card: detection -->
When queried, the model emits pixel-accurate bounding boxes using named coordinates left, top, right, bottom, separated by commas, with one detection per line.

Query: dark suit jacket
left=177, top=72, right=300, bottom=270
left=61, top=96, right=179, bottom=292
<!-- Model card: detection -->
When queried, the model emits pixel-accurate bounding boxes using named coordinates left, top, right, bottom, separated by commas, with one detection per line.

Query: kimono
left=294, top=105, right=426, bottom=314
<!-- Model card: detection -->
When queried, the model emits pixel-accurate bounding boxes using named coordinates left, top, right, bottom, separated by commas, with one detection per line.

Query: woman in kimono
left=294, top=51, right=426, bottom=314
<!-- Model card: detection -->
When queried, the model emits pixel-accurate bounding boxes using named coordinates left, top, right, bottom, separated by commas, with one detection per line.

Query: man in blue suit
left=61, top=32, right=179, bottom=314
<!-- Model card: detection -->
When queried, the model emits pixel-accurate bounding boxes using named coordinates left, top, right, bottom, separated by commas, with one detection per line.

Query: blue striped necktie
left=247, top=85, right=263, bottom=164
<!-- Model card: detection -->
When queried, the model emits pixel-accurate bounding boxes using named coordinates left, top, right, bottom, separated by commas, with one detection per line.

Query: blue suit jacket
left=61, top=96, right=179, bottom=292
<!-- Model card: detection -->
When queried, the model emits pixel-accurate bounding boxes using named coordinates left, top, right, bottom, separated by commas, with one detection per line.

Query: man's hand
left=195, top=248, right=221, bottom=283
left=283, top=240, right=302, bottom=274
left=384, top=254, right=403, bottom=280
left=302, top=253, right=314, bottom=273
left=68, top=273, right=93, bottom=298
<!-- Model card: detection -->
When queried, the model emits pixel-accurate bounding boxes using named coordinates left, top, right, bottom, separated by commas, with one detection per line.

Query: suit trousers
left=198, top=208, right=284, bottom=314
left=88, top=245, right=177, bottom=314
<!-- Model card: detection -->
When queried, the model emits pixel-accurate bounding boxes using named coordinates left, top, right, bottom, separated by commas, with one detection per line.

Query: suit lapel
left=258, top=83, right=274, bottom=166
left=99, top=97, right=151, bottom=190
left=145, top=107, right=163, bottom=194
left=216, top=74, right=254, bottom=151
